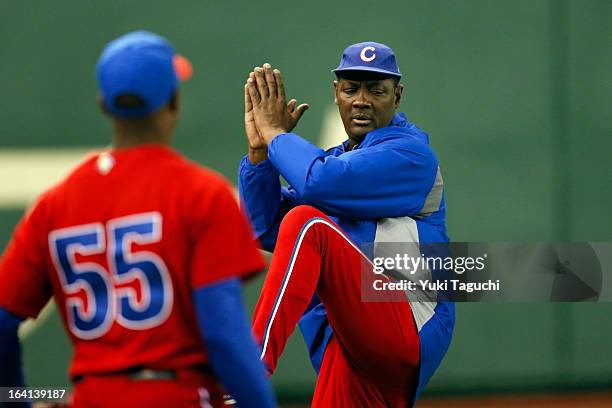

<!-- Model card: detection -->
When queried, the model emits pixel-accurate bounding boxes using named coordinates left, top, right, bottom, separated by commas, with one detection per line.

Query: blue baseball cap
left=96, top=30, right=192, bottom=118
left=332, top=41, right=401, bottom=79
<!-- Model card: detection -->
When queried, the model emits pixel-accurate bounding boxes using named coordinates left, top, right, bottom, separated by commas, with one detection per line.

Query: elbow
left=257, top=222, right=280, bottom=252
left=298, top=159, right=351, bottom=205
left=300, top=182, right=326, bottom=204
left=300, top=185, right=316, bottom=203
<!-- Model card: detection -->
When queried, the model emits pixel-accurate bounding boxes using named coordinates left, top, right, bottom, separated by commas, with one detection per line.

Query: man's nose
left=352, top=88, right=371, bottom=108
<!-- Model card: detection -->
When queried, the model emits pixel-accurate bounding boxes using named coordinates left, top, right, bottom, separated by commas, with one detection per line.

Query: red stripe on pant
left=253, top=205, right=420, bottom=407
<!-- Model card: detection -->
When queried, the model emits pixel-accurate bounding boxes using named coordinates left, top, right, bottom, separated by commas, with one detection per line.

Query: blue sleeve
left=193, top=278, right=277, bottom=408
left=268, top=133, right=438, bottom=220
left=0, top=307, right=26, bottom=387
left=238, top=156, right=303, bottom=251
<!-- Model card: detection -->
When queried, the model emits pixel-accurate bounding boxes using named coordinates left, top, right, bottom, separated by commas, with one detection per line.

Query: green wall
left=1, top=0, right=610, bottom=401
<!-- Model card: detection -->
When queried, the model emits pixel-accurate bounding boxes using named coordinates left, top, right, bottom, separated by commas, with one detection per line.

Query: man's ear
left=97, top=94, right=110, bottom=116
left=333, top=80, right=339, bottom=105
left=394, top=84, right=404, bottom=109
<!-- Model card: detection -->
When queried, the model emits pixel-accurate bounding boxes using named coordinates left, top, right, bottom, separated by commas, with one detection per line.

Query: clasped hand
left=244, top=63, right=309, bottom=148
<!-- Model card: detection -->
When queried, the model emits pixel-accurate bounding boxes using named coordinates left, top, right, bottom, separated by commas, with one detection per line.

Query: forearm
left=194, top=279, right=277, bottom=408
left=238, top=156, right=284, bottom=251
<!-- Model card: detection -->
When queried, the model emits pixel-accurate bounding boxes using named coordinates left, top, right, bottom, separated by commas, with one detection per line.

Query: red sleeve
left=190, top=180, right=266, bottom=289
left=0, top=201, right=52, bottom=318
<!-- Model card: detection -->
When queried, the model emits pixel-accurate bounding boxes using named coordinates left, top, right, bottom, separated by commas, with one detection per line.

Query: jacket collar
left=366, top=112, right=430, bottom=145
left=341, top=112, right=417, bottom=151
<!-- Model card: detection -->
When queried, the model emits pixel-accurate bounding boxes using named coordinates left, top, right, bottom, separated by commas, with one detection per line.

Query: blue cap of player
left=96, top=30, right=192, bottom=118
left=332, top=41, right=401, bottom=79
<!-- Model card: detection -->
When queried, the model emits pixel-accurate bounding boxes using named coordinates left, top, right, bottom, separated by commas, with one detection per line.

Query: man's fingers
left=247, top=77, right=261, bottom=104
left=273, top=69, right=286, bottom=101
left=263, top=63, right=277, bottom=100
left=244, top=83, right=253, bottom=112
left=292, top=103, right=310, bottom=121
left=253, top=67, right=268, bottom=99
left=287, top=99, right=297, bottom=112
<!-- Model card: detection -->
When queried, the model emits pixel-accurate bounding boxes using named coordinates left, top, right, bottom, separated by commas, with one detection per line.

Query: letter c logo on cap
left=360, top=46, right=376, bottom=62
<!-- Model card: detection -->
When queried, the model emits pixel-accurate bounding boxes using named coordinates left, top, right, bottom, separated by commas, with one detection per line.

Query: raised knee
left=282, top=205, right=327, bottom=228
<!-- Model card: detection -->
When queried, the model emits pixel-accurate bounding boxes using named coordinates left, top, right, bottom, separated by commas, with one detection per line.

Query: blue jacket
left=239, top=113, right=454, bottom=402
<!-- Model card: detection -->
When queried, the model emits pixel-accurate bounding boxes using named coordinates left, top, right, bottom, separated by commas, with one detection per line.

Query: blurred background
left=1, top=0, right=610, bottom=406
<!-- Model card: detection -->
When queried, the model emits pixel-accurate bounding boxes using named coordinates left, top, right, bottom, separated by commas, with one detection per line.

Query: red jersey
left=0, top=144, right=265, bottom=379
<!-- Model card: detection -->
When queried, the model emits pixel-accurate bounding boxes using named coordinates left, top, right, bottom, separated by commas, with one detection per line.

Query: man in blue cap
left=240, top=42, right=454, bottom=407
left=0, top=31, right=276, bottom=408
